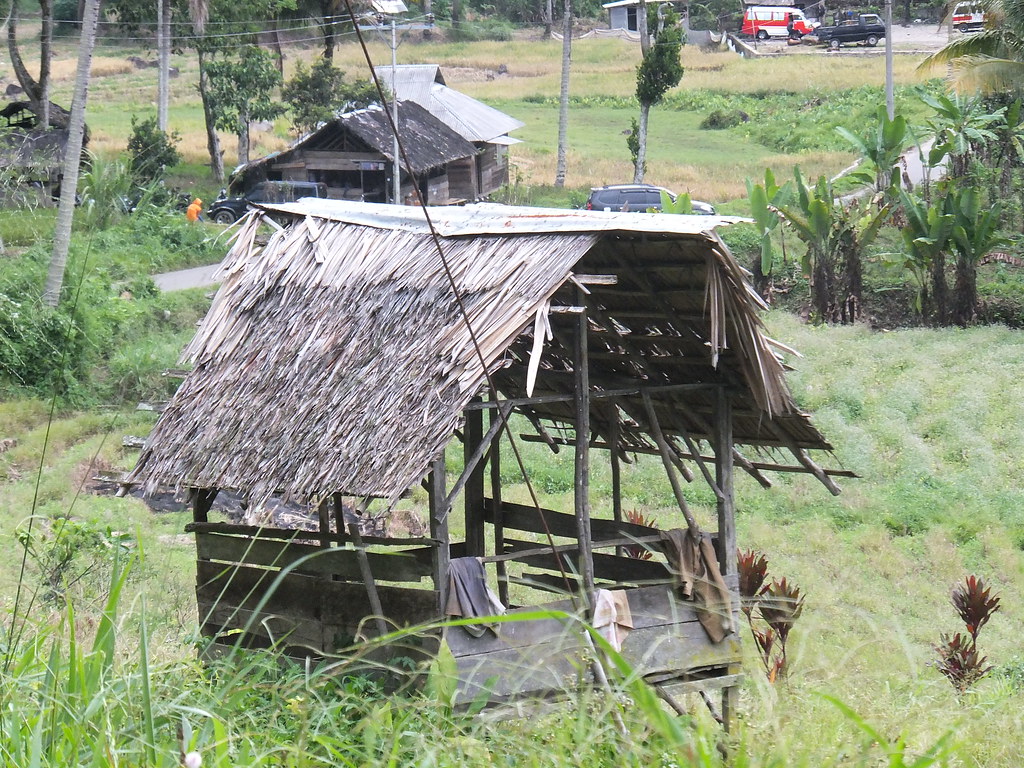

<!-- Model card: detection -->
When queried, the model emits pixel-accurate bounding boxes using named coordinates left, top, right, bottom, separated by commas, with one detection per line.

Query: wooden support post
left=641, top=391, right=701, bottom=538
left=490, top=398, right=509, bottom=606
left=317, top=498, right=331, bottom=548
left=574, top=287, right=595, bottom=602
left=333, top=492, right=347, bottom=543
left=429, top=456, right=450, bottom=614
left=713, top=387, right=739, bottom=732
left=609, top=403, right=623, bottom=558
left=191, top=487, right=218, bottom=524
left=464, top=402, right=486, bottom=557
left=346, top=520, right=388, bottom=637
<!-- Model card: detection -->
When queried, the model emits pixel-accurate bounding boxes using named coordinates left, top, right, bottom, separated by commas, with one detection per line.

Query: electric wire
left=342, top=0, right=581, bottom=605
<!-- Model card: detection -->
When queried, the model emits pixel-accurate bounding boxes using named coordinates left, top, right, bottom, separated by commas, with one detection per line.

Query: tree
left=43, top=0, right=102, bottom=307
left=6, top=0, right=56, bottom=129
left=127, top=115, right=182, bottom=184
left=205, top=46, right=285, bottom=166
left=923, top=91, right=1002, bottom=180
left=283, top=58, right=378, bottom=136
left=895, top=188, right=956, bottom=323
left=746, top=168, right=793, bottom=298
left=633, top=7, right=684, bottom=183
left=554, top=0, right=572, bottom=187
left=919, top=0, right=1024, bottom=93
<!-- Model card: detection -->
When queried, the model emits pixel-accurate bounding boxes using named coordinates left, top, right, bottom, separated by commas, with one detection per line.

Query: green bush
left=127, top=115, right=182, bottom=185
left=700, top=108, right=749, bottom=130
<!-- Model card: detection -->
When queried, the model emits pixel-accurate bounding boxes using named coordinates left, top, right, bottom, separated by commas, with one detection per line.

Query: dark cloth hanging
left=444, top=557, right=504, bottom=637
left=659, top=528, right=735, bottom=643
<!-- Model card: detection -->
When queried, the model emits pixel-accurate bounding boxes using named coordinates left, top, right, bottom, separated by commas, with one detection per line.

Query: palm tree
left=43, top=0, right=102, bottom=307
left=919, top=0, right=1024, bottom=92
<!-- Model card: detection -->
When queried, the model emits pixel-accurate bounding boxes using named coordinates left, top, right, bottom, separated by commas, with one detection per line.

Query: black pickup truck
left=812, top=13, right=886, bottom=48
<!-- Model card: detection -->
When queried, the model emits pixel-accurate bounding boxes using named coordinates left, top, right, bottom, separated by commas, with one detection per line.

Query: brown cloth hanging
left=659, top=528, right=735, bottom=643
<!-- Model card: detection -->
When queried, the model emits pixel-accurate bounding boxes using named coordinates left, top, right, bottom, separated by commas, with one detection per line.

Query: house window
left=626, top=7, right=638, bottom=31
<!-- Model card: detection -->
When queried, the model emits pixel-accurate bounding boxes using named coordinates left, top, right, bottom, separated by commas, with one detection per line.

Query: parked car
left=741, top=6, right=819, bottom=39
left=207, top=180, right=328, bottom=224
left=811, top=13, right=886, bottom=49
left=586, top=184, right=716, bottom=214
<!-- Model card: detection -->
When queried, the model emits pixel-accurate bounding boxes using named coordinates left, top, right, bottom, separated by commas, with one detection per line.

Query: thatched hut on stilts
left=127, top=200, right=844, bottom=723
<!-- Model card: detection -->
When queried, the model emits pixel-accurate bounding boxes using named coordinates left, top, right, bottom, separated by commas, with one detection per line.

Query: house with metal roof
left=373, top=64, right=524, bottom=200
left=230, top=101, right=476, bottom=205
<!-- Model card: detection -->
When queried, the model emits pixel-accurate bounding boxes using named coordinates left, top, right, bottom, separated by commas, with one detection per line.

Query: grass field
left=3, top=25, right=940, bottom=204
left=1, top=313, right=1021, bottom=766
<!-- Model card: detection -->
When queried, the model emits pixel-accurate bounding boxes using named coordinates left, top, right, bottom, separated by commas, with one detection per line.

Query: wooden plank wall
left=446, top=585, right=741, bottom=705
left=194, top=529, right=440, bottom=655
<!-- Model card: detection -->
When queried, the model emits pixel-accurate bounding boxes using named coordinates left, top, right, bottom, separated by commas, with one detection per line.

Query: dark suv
left=585, top=184, right=716, bottom=214
left=208, top=180, right=328, bottom=224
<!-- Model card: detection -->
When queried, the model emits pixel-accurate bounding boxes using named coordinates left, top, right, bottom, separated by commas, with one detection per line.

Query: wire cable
left=341, top=0, right=581, bottom=605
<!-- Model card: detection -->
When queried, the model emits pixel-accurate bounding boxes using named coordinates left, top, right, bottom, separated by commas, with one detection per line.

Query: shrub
left=933, top=574, right=1001, bottom=696
left=127, top=115, right=182, bottom=185
left=738, top=548, right=805, bottom=682
left=700, top=109, right=749, bottom=130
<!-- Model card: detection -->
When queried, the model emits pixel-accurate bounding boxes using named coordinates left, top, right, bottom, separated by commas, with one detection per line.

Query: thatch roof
left=128, top=201, right=833, bottom=510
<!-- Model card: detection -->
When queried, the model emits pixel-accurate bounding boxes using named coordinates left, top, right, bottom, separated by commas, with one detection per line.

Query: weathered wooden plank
left=451, top=638, right=590, bottom=704
left=196, top=560, right=439, bottom=648
left=501, top=539, right=672, bottom=584
left=482, top=499, right=658, bottom=542
left=199, top=601, right=323, bottom=650
left=185, top=521, right=439, bottom=547
left=621, top=624, right=742, bottom=677
left=195, top=532, right=430, bottom=582
left=655, top=673, right=744, bottom=696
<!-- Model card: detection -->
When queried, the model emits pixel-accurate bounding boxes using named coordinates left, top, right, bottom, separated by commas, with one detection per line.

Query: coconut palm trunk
left=43, top=0, right=102, bottom=307
left=158, top=0, right=171, bottom=130
left=554, top=0, right=572, bottom=187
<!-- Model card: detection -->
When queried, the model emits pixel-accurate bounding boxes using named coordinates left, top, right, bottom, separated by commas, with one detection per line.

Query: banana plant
left=775, top=168, right=890, bottom=324
left=894, top=188, right=955, bottom=320
left=745, top=168, right=793, bottom=294
left=657, top=188, right=692, bottom=214
left=949, top=186, right=1008, bottom=324
left=836, top=105, right=909, bottom=194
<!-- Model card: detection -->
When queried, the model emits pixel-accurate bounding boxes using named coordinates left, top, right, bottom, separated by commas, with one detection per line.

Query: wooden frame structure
left=127, top=201, right=844, bottom=719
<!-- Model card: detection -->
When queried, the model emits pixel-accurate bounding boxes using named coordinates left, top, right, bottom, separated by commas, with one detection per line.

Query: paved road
left=152, top=261, right=224, bottom=292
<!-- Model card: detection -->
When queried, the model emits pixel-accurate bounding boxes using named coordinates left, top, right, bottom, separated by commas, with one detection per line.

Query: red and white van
left=741, top=6, right=818, bottom=39
left=951, top=2, right=987, bottom=32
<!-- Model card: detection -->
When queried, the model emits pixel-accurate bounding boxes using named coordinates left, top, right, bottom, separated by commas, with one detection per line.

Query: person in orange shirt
left=186, top=198, right=203, bottom=222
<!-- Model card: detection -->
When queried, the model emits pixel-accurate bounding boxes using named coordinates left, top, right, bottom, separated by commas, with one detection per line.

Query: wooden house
left=230, top=102, right=476, bottom=205
left=127, top=200, right=844, bottom=720
left=373, top=65, right=524, bottom=200
left=0, top=100, right=84, bottom=202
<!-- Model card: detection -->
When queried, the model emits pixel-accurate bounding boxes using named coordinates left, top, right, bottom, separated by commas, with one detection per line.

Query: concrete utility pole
left=885, top=0, right=894, bottom=119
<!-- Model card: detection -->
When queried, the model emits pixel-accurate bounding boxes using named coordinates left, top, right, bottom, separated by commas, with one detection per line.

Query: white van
left=951, top=2, right=987, bottom=32
left=741, top=6, right=818, bottom=39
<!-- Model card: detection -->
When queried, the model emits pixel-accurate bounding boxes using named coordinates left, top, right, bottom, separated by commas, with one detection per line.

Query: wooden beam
left=641, top=391, right=701, bottom=538
left=429, top=457, right=450, bottom=614
left=190, top=487, right=218, bottom=524
left=513, top=434, right=856, bottom=479
left=574, top=287, right=595, bottom=599
left=462, top=382, right=720, bottom=410
left=346, top=520, right=388, bottom=636
left=609, top=402, right=623, bottom=558
left=463, top=402, right=486, bottom=557
left=490, top=396, right=508, bottom=607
